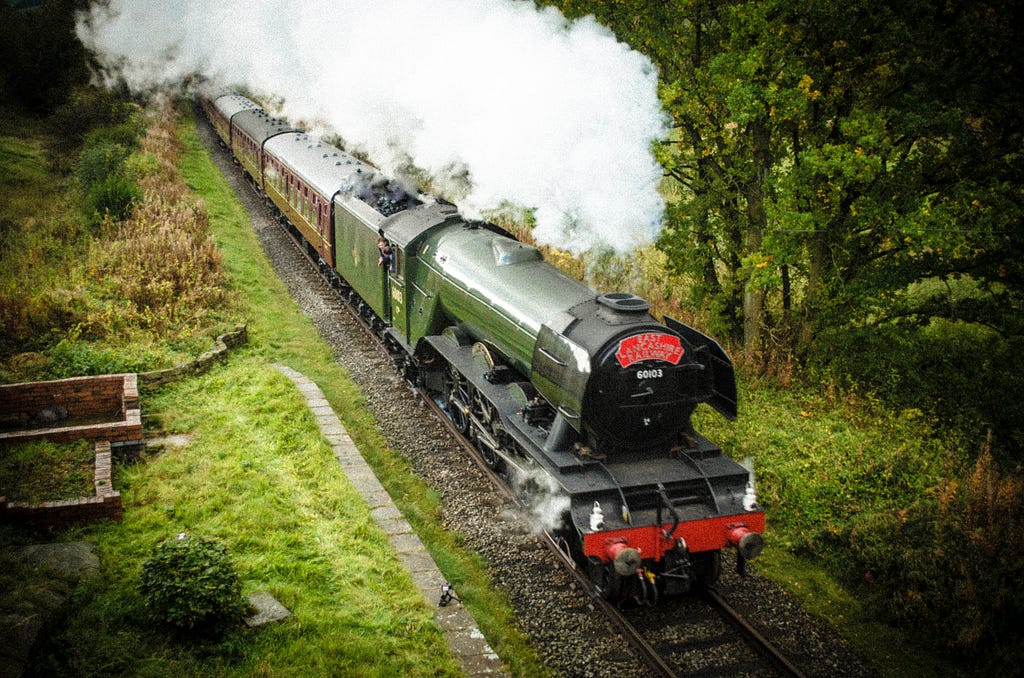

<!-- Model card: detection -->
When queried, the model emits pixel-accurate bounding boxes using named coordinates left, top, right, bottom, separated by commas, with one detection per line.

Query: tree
left=551, top=0, right=822, bottom=358
left=547, top=0, right=1023, bottom=451
left=0, top=0, right=90, bottom=112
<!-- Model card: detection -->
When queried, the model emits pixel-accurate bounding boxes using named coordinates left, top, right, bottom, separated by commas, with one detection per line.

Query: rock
left=13, top=542, right=99, bottom=579
left=245, top=592, right=292, bottom=627
left=144, top=433, right=194, bottom=451
left=33, top=406, right=69, bottom=426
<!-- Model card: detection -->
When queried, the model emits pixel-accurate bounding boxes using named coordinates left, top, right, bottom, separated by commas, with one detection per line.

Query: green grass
left=30, top=357, right=460, bottom=676
left=0, top=135, right=51, bottom=216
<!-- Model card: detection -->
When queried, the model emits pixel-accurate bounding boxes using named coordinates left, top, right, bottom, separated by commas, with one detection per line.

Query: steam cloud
left=77, top=0, right=667, bottom=254
left=511, top=466, right=571, bottom=534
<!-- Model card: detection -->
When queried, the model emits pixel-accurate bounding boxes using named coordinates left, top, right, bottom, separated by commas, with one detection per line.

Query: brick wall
left=0, top=373, right=128, bottom=418
left=0, top=326, right=247, bottom=530
left=1, top=376, right=138, bottom=529
left=0, top=374, right=142, bottom=446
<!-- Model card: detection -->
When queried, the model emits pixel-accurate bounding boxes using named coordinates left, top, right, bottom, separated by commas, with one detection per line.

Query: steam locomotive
left=201, top=91, right=765, bottom=602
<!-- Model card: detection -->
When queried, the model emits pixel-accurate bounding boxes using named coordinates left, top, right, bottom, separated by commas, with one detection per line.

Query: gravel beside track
left=197, top=112, right=878, bottom=678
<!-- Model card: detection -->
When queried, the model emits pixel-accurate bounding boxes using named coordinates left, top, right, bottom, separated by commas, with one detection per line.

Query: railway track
left=209, top=116, right=855, bottom=678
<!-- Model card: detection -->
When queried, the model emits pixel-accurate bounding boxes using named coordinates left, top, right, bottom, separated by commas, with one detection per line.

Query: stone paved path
left=274, top=364, right=509, bottom=677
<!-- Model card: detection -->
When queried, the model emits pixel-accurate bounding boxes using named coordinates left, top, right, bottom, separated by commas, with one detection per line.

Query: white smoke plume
left=510, top=465, right=571, bottom=534
left=76, top=0, right=667, bottom=254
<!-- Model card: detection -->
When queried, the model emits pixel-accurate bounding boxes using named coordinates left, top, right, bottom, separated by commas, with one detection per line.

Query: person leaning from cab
left=377, top=231, right=395, bottom=272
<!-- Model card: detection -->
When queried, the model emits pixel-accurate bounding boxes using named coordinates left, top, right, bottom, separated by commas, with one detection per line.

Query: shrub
left=83, top=174, right=140, bottom=228
left=87, top=193, right=226, bottom=333
left=810, top=317, right=1023, bottom=460
left=74, top=119, right=145, bottom=195
left=44, top=329, right=154, bottom=377
left=840, top=446, right=1024, bottom=665
left=83, top=119, right=145, bottom=153
left=139, top=533, right=248, bottom=636
left=0, top=287, right=82, bottom=357
left=76, top=141, right=133, bottom=194
left=46, top=87, right=141, bottom=170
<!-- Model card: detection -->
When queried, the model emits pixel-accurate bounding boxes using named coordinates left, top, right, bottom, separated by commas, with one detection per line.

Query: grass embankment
left=1, top=107, right=545, bottom=676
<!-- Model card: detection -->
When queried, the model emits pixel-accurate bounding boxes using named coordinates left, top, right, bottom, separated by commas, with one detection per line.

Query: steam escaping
left=511, top=466, right=571, bottom=534
left=741, top=455, right=756, bottom=491
left=76, top=0, right=667, bottom=254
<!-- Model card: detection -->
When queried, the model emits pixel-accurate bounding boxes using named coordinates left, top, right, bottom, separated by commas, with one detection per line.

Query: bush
left=83, top=119, right=145, bottom=153
left=44, top=329, right=155, bottom=377
left=0, top=287, right=82, bottom=357
left=46, top=86, right=140, bottom=170
left=839, top=448, right=1024, bottom=666
left=810, top=318, right=1023, bottom=460
left=87, top=192, right=227, bottom=333
left=139, top=533, right=249, bottom=636
left=83, top=174, right=140, bottom=228
left=76, top=141, right=133, bottom=194
left=74, top=120, right=145, bottom=194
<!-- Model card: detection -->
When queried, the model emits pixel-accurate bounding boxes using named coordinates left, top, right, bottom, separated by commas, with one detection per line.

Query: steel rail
left=704, top=586, right=807, bottom=678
